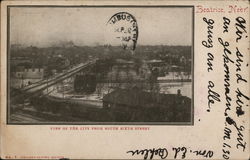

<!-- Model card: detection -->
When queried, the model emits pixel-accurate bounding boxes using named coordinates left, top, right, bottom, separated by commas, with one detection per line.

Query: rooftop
left=103, top=87, right=191, bottom=109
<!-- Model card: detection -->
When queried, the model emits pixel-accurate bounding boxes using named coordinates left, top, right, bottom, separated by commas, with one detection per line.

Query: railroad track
left=10, top=108, right=86, bottom=123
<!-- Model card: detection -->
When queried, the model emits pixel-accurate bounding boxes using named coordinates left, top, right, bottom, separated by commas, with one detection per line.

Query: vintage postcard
left=0, top=0, right=249, bottom=159
left=6, top=5, right=194, bottom=125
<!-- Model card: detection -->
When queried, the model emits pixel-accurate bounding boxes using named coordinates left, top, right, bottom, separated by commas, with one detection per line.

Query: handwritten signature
left=127, top=148, right=168, bottom=160
left=127, top=147, right=213, bottom=159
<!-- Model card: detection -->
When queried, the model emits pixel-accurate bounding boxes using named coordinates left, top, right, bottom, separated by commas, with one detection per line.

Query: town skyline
left=10, top=7, right=192, bottom=47
left=11, top=42, right=192, bottom=48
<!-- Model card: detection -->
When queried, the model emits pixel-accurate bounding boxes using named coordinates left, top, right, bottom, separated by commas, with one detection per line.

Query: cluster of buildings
left=10, top=54, right=70, bottom=89
left=102, top=58, right=191, bottom=83
left=10, top=57, right=44, bottom=88
left=11, top=66, right=44, bottom=88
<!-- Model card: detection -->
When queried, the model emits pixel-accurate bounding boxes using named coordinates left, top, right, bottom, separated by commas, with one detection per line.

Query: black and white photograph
left=8, top=6, right=194, bottom=124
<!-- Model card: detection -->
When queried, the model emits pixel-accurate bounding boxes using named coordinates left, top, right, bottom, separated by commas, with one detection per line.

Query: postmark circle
left=106, top=12, right=138, bottom=51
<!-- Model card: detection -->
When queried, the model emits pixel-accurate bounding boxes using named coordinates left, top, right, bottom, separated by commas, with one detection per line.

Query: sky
left=10, top=7, right=193, bottom=47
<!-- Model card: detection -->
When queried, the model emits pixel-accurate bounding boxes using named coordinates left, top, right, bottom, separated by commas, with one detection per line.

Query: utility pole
left=62, top=81, right=64, bottom=99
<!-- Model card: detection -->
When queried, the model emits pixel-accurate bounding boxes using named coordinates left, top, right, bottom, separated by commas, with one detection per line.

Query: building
left=180, top=56, right=187, bottom=65
left=47, top=56, right=70, bottom=75
left=138, top=63, right=151, bottom=80
left=10, top=67, right=44, bottom=88
left=10, top=57, right=33, bottom=66
left=145, top=60, right=167, bottom=77
left=74, top=74, right=97, bottom=93
left=23, top=68, right=44, bottom=79
left=102, top=88, right=191, bottom=122
left=107, top=59, right=139, bottom=82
